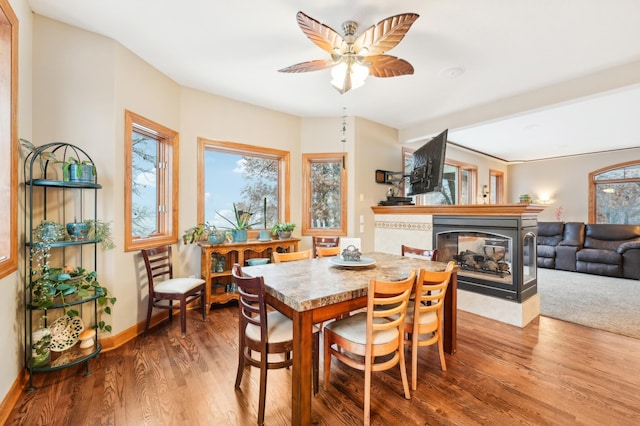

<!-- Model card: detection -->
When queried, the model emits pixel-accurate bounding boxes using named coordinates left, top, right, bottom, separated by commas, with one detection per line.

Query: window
left=302, top=153, right=347, bottom=236
left=124, top=110, right=179, bottom=251
left=198, top=139, right=290, bottom=230
left=489, top=169, right=504, bottom=204
left=589, top=161, right=640, bottom=224
left=0, top=0, right=18, bottom=279
left=402, top=149, right=477, bottom=205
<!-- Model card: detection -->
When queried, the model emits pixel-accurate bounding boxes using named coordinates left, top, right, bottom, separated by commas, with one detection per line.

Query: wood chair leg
left=412, top=338, right=419, bottom=391
left=323, top=332, right=332, bottom=391
left=437, top=333, right=447, bottom=371
left=200, top=288, right=207, bottom=322
left=143, top=297, right=153, bottom=337
left=258, top=357, right=268, bottom=426
left=179, top=296, right=187, bottom=338
left=235, top=347, right=245, bottom=389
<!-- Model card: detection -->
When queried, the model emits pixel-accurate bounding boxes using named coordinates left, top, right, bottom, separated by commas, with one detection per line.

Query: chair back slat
left=312, top=236, right=340, bottom=257
left=141, top=246, right=173, bottom=288
left=368, top=270, right=416, bottom=332
left=316, top=247, right=341, bottom=258
left=232, top=264, right=267, bottom=335
left=272, top=249, right=312, bottom=263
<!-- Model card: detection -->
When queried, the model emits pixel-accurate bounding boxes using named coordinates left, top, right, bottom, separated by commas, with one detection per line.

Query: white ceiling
left=27, top=0, right=640, bottom=162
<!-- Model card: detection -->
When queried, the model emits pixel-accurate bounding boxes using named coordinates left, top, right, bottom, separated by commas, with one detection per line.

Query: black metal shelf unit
left=22, top=142, right=103, bottom=390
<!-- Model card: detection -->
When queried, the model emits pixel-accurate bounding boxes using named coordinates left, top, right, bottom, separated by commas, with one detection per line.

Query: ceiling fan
left=279, top=11, right=420, bottom=94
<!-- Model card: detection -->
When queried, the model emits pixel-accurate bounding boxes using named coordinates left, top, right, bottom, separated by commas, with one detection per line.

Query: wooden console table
left=198, top=238, right=300, bottom=307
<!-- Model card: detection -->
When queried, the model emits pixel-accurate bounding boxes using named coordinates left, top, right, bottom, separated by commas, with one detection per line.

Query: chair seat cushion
left=154, top=277, right=205, bottom=294
left=325, top=312, right=398, bottom=345
left=245, top=311, right=320, bottom=344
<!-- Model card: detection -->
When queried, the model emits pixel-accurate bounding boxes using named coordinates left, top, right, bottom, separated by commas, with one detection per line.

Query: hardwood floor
left=7, top=304, right=640, bottom=425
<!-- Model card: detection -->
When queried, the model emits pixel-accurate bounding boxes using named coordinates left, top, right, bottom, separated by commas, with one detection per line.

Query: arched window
left=589, top=161, right=640, bottom=224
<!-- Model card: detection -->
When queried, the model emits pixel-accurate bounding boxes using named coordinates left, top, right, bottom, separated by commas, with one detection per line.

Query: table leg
left=443, top=271, right=457, bottom=354
left=291, top=309, right=313, bottom=425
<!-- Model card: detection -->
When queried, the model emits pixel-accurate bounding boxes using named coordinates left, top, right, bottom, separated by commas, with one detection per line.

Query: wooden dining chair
left=401, top=244, right=438, bottom=261
left=272, top=249, right=312, bottom=263
left=140, top=245, right=206, bottom=338
left=323, top=269, right=417, bottom=426
left=312, top=236, right=340, bottom=257
left=316, top=246, right=341, bottom=258
left=405, top=262, right=455, bottom=390
left=232, top=264, right=320, bottom=425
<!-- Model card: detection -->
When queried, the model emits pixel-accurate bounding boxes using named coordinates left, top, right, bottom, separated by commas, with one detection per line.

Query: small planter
left=66, top=164, right=95, bottom=183
left=67, top=222, right=90, bottom=241
left=277, top=231, right=292, bottom=240
left=31, top=328, right=51, bottom=368
left=232, top=229, right=248, bottom=242
left=208, top=232, right=226, bottom=245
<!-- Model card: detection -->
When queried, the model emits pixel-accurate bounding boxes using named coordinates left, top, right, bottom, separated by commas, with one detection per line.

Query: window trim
left=0, top=0, right=18, bottom=279
left=489, top=169, right=504, bottom=204
left=589, top=160, right=640, bottom=223
left=302, top=153, right=348, bottom=237
left=124, top=110, right=179, bottom=251
left=197, top=138, right=291, bottom=227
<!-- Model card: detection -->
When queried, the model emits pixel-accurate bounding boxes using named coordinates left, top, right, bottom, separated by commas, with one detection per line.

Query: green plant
left=85, top=219, right=115, bottom=250
left=182, top=222, right=221, bottom=244
left=271, top=222, right=296, bottom=234
left=30, top=264, right=117, bottom=333
left=32, top=332, right=52, bottom=357
left=62, top=156, right=95, bottom=181
left=216, top=203, right=261, bottom=230
left=19, top=138, right=58, bottom=176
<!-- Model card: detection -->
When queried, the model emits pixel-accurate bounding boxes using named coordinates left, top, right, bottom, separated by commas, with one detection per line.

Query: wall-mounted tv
left=408, top=129, right=448, bottom=196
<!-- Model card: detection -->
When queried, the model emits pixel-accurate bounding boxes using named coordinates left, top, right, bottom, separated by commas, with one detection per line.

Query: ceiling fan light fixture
left=330, top=58, right=370, bottom=94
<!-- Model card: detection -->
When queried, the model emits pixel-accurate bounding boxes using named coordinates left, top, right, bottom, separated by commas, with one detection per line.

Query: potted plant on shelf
left=182, top=222, right=225, bottom=245
left=216, top=203, right=261, bottom=242
left=271, top=222, right=296, bottom=239
left=62, top=157, right=96, bottom=183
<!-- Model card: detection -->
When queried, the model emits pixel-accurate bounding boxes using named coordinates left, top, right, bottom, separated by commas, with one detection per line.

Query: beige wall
left=508, top=147, right=640, bottom=222
left=5, top=1, right=636, bottom=409
left=1, top=0, right=31, bottom=407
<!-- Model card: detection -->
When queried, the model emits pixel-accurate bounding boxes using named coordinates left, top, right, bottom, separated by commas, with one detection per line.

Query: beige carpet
left=537, top=268, right=640, bottom=339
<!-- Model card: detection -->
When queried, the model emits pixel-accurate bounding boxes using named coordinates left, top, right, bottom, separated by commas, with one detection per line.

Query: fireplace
left=434, top=215, right=537, bottom=302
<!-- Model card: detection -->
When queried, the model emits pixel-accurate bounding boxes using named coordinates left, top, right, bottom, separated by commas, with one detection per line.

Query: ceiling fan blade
left=296, top=11, right=346, bottom=55
left=279, top=59, right=336, bottom=73
left=354, top=13, right=419, bottom=56
left=366, top=55, right=414, bottom=78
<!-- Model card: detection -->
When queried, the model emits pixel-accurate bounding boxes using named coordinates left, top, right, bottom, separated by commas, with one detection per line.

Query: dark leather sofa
left=537, top=221, right=640, bottom=280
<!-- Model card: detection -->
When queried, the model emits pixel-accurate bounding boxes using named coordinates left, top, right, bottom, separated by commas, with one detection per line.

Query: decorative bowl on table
left=341, top=245, right=362, bottom=261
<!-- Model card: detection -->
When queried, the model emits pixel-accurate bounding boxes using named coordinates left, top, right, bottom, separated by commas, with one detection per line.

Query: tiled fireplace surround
left=372, top=205, right=542, bottom=328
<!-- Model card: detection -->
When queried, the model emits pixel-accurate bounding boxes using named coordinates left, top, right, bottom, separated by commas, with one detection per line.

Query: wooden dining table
left=242, top=251, right=457, bottom=425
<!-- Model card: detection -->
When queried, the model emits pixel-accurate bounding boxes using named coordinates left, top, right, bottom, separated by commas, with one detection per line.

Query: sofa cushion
left=576, top=248, right=621, bottom=265
left=563, top=222, right=586, bottom=246
left=585, top=224, right=640, bottom=241
left=537, top=245, right=557, bottom=258
left=538, top=235, right=563, bottom=246
left=537, top=222, right=564, bottom=245
left=576, top=260, right=622, bottom=277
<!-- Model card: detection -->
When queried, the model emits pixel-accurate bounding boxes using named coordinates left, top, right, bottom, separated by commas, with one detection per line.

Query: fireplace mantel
left=371, top=203, right=545, bottom=216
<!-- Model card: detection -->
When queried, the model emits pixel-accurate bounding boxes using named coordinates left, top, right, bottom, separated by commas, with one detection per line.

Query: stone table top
left=242, top=252, right=451, bottom=312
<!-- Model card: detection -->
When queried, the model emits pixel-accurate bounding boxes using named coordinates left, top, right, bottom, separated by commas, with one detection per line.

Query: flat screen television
left=408, top=129, right=448, bottom=196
